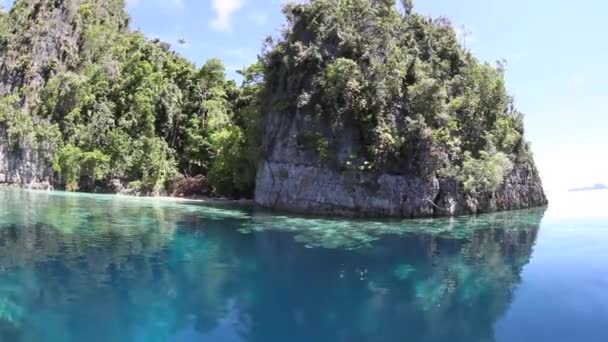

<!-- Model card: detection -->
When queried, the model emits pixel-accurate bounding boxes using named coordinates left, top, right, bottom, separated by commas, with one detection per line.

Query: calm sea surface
left=0, top=188, right=606, bottom=342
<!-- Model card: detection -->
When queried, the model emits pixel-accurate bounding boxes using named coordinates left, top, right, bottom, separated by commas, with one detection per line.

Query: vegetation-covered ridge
left=0, top=0, right=546, bottom=215
left=255, top=0, right=546, bottom=216
left=265, top=0, right=534, bottom=189
left=0, top=0, right=262, bottom=197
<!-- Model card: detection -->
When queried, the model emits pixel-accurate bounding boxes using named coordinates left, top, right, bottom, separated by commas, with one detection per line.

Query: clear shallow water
left=0, top=189, right=606, bottom=342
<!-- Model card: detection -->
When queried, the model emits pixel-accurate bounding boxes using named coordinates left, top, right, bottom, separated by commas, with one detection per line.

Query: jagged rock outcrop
left=254, top=1, right=547, bottom=217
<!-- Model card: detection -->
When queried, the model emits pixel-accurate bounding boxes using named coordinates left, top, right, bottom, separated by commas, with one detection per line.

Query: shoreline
left=0, top=183, right=550, bottom=219
left=0, top=184, right=254, bottom=206
left=149, top=195, right=254, bottom=206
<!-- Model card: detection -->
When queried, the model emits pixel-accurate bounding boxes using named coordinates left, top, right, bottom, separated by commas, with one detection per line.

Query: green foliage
left=53, top=145, right=84, bottom=191
left=131, top=137, right=178, bottom=194
left=230, top=63, right=265, bottom=195
left=6, top=111, right=36, bottom=151
left=0, top=99, right=24, bottom=148
left=183, top=117, right=207, bottom=172
left=298, top=130, right=330, bottom=161
left=81, top=149, right=111, bottom=183
left=207, top=125, right=245, bottom=195
left=53, top=145, right=110, bottom=191
left=0, top=7, right=9, bottom=45
left=461, top=150, right=514, bottom=194
left=128, top=180, right=143, bottom=192
left=0, top=95, right=20, bottom=124
left=402, top=0, right=414, bottom=15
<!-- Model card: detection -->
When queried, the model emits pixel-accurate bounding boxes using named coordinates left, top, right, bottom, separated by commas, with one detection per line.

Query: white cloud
left=210, top=0, right=245, bottom=32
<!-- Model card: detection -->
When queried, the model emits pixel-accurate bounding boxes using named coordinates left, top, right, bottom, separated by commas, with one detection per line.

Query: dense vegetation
left=0, top=0, right=262, bottom=196
left=0, top=0, right=539, bottom=199
left=263, top=0, right=538, bottom=196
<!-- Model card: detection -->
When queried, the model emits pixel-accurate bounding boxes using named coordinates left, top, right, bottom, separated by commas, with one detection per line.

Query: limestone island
left=0, top=0, right=546, bottom=218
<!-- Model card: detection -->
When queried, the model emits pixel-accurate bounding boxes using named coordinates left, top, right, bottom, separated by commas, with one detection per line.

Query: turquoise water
left=0, top=188, right=606, bottom=342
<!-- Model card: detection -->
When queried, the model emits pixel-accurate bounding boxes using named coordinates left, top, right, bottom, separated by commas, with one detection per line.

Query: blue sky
left=2, top=0, right=606, bottom=194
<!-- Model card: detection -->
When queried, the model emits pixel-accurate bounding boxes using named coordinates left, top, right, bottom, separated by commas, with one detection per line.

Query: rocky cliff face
left=0, top=0, right=128, bottom=188
left=0, top=0, right=128, bottom=99
left=0, top=0, right=77, bottom=187
left=0, top=127, right=53, bottom=188
left=255, top=112, right=546, bottom=218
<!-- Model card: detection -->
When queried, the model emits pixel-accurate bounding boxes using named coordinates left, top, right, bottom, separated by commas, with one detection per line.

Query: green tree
left=53, top=145, right=84, bottom=191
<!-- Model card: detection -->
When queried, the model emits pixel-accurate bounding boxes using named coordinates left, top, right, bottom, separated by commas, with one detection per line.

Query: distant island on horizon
left=568, top=184, right=608, bottom=192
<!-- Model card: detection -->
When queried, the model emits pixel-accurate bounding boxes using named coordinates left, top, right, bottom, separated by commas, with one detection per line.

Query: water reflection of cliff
left=244, top=209, right=543, bottom=342
left=0, top=189, right=544, bottom=342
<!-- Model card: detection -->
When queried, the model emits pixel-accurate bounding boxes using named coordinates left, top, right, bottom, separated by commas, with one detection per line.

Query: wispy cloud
left=210, top=0, right=245, bottom=32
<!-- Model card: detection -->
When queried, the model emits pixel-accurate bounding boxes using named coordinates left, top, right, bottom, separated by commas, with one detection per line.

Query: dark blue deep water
left=0, top=188, right=607, bottom=342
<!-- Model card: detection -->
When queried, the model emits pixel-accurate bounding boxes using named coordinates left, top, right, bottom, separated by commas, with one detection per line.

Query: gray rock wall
left=0, top=128, right=53, bottom=189
left=255, top=111, right=547, bottom=218
left=255, top=160, right=546, bottom=218
left=255, top=160, right=439, bottom=217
